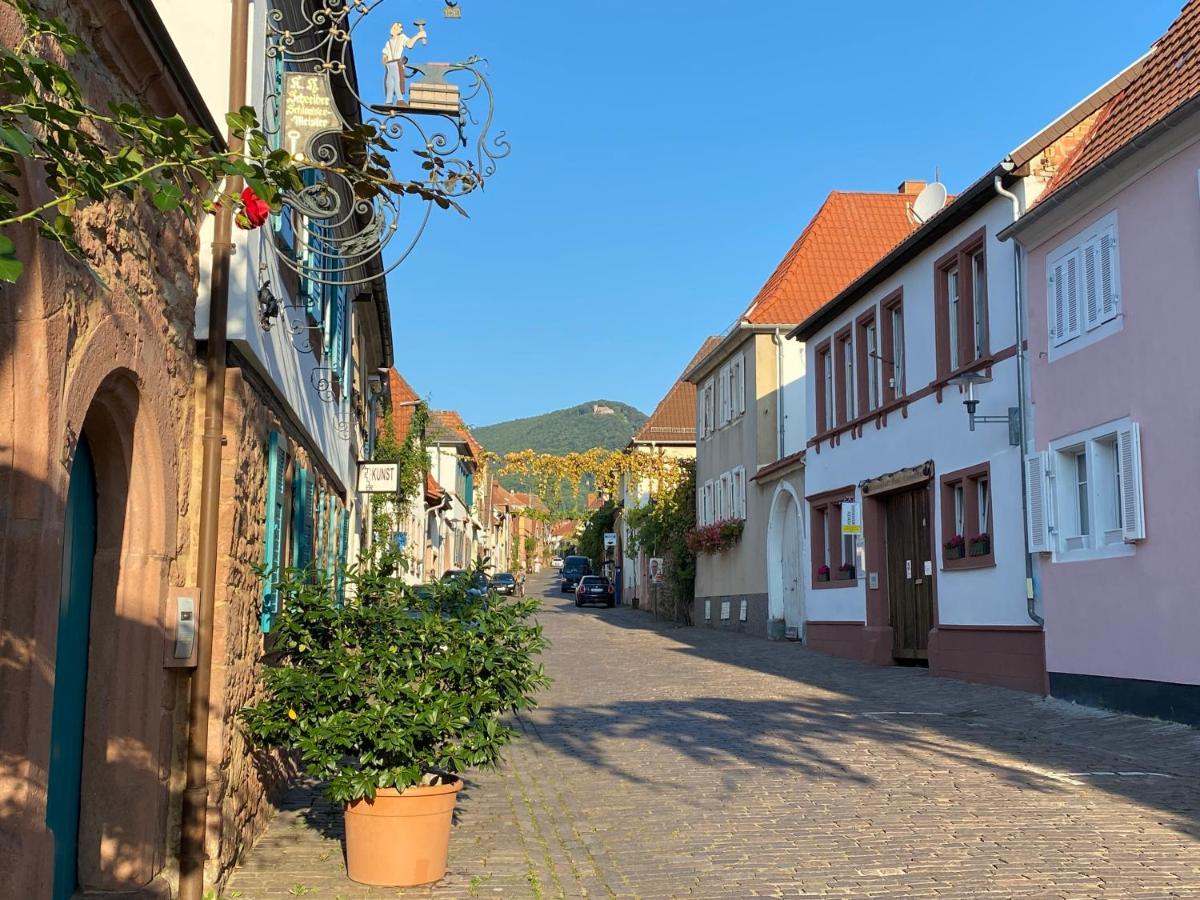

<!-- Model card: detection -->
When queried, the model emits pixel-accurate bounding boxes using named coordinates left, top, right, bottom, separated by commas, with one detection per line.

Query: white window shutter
left=1065, top=252, right=1081, bottom=341
left=1025, top=451, right=1054, bottom=553
left=1049, top=262, right=1065, bottom=345
left=720, top=364, right=732, bottom=426
left=729, top=355, right=739, bottom=420
left=1117, top=422, right=1146, bottom=541
left=1082, top=238, right=1101, bottom=331
left=1100, top=226, right=1120, bottom=323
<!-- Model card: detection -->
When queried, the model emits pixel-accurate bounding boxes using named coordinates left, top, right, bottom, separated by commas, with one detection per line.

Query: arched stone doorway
left=767, top=481, right=806, bottom=639
left=50, top=368, right=179, bottom=896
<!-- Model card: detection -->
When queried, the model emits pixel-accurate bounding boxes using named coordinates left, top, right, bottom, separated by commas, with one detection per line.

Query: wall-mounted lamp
left=947, top=371, right=1021, bottom=446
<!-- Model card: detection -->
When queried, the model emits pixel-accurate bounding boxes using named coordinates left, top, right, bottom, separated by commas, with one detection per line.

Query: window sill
left=811, top=577, right=858, bottom=590
left=942, top=552, right=995, bottom=571
left=1050, top=541, right=1137, bottom=564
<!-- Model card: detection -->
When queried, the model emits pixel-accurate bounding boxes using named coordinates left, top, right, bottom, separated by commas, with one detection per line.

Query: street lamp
left=947, top=371, right=1021, bottom=445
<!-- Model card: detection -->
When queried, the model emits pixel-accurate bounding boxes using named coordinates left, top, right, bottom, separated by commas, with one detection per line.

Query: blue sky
left=357, top=0, right=1179, bottom=427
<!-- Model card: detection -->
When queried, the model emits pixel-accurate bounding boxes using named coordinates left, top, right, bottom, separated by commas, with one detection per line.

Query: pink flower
left=236, top=186, right=271, bottom=230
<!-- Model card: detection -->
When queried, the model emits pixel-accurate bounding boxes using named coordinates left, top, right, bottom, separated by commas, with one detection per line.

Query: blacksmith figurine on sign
left=382, top=19, right=428, bottom=105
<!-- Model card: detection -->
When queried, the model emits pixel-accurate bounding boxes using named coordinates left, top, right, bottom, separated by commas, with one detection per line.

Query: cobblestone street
left=228, top=576, right=1200, bottom=899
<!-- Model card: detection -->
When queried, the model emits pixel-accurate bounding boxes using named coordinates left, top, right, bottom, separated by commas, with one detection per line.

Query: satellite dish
left=910, top=182, right=948, bottom=224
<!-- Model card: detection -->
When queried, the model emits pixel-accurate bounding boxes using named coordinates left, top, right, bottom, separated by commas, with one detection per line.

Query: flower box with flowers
left=685, top=518, right=746, bottom=555
left=969, top=533, right=991, bottom=557
left=943, top=534, right=965, bottom=560
left=816, top=564, right=830, bottom=583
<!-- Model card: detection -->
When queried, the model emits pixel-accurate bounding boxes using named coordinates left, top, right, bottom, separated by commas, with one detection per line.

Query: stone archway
left=767, top=481, right=806, bottom=638
left=56, top=357, right=181, bottom=895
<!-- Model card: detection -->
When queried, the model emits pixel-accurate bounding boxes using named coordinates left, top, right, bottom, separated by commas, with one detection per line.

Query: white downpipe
left=994, top=176, right=1043, bottom=627
left=773, top=329, right=785, bottom=460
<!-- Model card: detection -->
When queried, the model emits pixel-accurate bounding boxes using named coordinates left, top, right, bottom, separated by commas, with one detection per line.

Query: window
left=936, top=230, right=988, bottom=378
left=814, top=341, right=834, bottom=434
left=701, top=378, right=716, bottom=438
left=947, top=264, right=961, bottom=370
left=880, top=292, right=905, bottom=402
left=1026, top=418, right=1144, bottom=559
left=940, top=463, right=994, bottom=569
left=1047, top=212, right=1121, bottom=357
left=731, top=353, right=746, bottom=418
left=809, top=488, right=857, bottom=586
left=835, top=327, right=854, bottom=424
left=718, top=472, right=731, bottom=520
left=731, top=467, right=746, bottom=519
left=857, top=311, right=883, bottom=413
left=701, top=479, right=715, bottom=525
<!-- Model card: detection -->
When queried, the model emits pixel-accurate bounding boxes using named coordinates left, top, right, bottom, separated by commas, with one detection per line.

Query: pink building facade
left=1006, top=56, right=1200, bottom=724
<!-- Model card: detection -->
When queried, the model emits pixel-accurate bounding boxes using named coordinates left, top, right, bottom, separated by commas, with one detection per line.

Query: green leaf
left=0, top=253, right=23, bottom=283
left=0, top=125, right=32, bottom=157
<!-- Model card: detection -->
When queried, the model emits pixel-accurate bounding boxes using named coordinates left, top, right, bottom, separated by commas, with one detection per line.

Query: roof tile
left=1044, top=1, right=1200, bottom=197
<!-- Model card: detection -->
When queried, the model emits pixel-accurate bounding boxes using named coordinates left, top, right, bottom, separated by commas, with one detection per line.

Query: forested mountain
left=474, top=401, right=647, bottom=458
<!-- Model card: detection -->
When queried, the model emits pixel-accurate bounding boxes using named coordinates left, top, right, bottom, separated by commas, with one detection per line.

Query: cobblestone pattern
left=229, top=576, right=1200, bottom=899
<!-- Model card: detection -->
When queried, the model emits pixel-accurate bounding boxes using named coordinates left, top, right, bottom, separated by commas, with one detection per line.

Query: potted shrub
left=969, top=532, right=991, bottom=557
left=816, top=564, right=830, bottom=583
left=838, top=562, right=856, bottom=580
left=240, top=565, right=549, bottom=887
left=944, top=533, right=965, bottom=560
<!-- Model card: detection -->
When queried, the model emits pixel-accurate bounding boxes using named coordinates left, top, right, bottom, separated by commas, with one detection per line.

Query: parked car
left=441, top=569, right=490, bottom=598
left=492, top=572, right=517, bottom=596
left=575, top=575, right=614, bottom=608
left=559, top=555, right=591, bottom=593
left=551, top=556, right=564, bottom=569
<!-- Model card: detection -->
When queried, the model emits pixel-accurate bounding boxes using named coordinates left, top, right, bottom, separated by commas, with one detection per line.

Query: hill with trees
left=473, top=401, right=647, bottom=458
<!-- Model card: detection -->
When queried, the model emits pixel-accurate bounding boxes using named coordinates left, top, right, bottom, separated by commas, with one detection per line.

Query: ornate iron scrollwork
left=262, top=0, right=508, bottom=289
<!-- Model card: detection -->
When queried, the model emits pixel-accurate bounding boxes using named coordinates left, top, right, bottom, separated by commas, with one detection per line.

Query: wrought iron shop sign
left=259, top=0, right=509, bottom=290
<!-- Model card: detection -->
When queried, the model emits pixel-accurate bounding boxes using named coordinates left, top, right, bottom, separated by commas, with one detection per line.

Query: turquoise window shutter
left=261, top=432, right=286, bottom=633
left=337, top=507, right=349, bottom=605
left=292, top=465, right=312, bottom=570
left=326, top=499, right=338, bottom=587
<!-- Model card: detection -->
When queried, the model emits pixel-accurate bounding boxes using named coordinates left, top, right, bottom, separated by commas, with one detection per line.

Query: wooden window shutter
left=325, top=496, right=339, bottom=584
left=337, top=508, right=349, bottom=605
left=1048, top=261, right=1064, bottom=345
left=1064, top=252, right=1081, bottom=341
left=1117, top=422, right=1146, bottom=542
left=1025, top=451, right=1054, bottom=553
left=261, top=432, right=287, bottom=633
left=1100, top=225, right=1120, bottom=323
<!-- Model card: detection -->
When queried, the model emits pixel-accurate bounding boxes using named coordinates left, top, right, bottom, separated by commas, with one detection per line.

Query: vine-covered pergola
left=498, top=447, right=685, bottom=513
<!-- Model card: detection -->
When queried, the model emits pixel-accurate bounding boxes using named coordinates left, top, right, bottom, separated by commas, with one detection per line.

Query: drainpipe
left=179, top=1, right=250, bottom=898
left=994, top=175, right=1044, bottom=627
left=772, top=329, right=785, bottom=460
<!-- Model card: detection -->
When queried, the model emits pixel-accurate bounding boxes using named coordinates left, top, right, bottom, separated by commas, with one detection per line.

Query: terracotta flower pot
left=344, top=778, right=463, bottom=887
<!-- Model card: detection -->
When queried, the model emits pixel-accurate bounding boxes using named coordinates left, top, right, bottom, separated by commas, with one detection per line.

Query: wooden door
left=47, top=435, right=97, bottom=900
left=884, top=483, right=935, bottom=660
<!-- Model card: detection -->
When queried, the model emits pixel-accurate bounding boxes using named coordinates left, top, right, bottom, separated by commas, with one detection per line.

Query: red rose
left=236, top=186, right=271, bottom=230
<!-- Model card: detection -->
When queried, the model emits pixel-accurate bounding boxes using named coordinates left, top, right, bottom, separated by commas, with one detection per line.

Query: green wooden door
left=47, top=435, right=97, bottom=900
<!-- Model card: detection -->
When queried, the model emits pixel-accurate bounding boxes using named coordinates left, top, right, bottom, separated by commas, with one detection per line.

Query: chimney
left=898, top=180, right=927, bottom=196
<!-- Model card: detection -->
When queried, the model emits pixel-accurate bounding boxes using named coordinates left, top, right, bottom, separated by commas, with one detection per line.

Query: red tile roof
left=385, top=369, right=423, bottom=441
left=1044, top=1, right=1200, bottom=198
left=634, top=336, right=721, bottom=444
left=425, top=472, right=445, bottom=503
left=427, top=410, right=484, bottom=459
left=741, top=190, right=920, bottom=325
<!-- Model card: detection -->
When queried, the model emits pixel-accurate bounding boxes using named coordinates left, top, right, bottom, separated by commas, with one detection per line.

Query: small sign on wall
left=357, top=462, right=400, bottom=493
left=841, top=501, right=863, bottom=535
left=649, top=558, right=665, bottom=583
